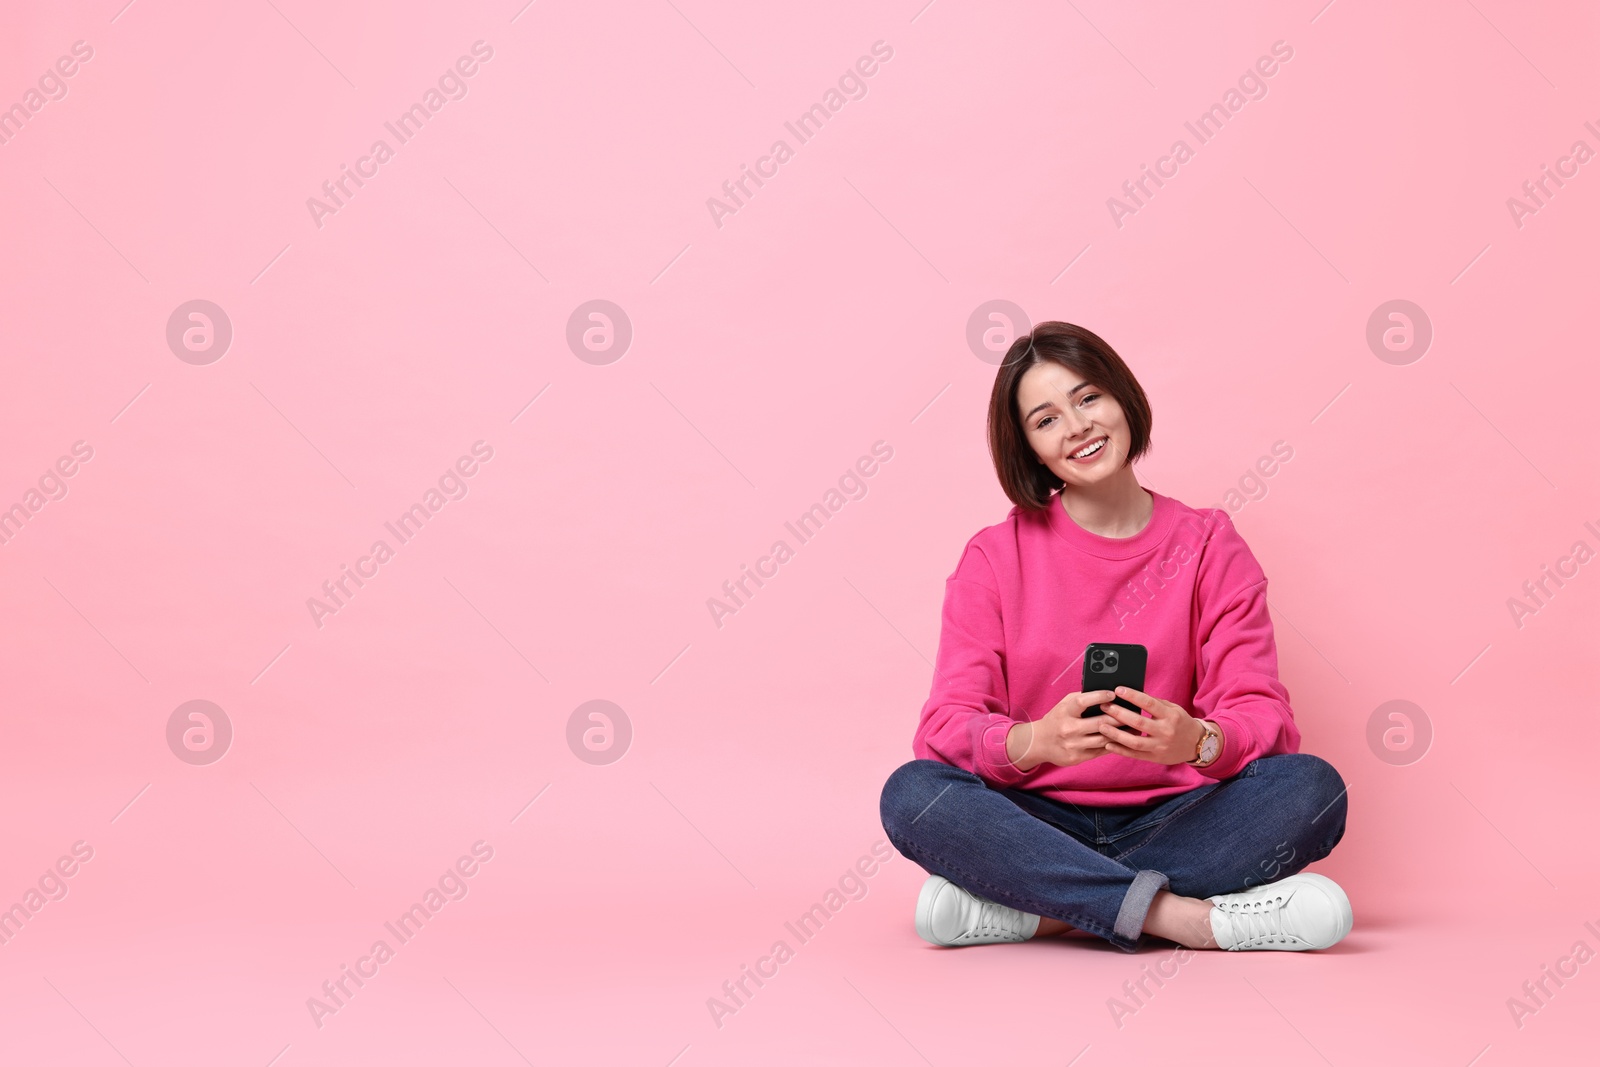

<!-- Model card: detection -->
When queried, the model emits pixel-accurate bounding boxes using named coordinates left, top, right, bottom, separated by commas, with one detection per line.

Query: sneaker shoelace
left=971, top=897, right=1029, bottom=940
left=1220, top=892, right=1288, bottom=946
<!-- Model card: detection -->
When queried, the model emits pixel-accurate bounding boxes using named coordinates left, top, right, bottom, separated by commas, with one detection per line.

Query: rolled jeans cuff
left=1113, top=869, right=1170, bottom=948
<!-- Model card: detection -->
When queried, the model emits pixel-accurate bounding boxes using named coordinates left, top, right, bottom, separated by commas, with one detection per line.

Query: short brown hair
left=987, top=321, right=1154, bottom=510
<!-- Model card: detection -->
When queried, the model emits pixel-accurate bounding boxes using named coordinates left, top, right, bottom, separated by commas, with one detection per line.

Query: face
left=1015, top=361, right=1131, bottom=487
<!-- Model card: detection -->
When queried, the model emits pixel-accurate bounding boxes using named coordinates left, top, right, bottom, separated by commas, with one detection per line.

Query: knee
left=1300, top=753, right=1347, bottom=816
left=879, top=759, right=969, bottom=839
left=1262, top=753, right=1347, bottom=844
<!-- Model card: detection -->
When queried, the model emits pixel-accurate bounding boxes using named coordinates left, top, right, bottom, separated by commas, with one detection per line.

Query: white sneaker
left=914, top=875, right=1041, bottom=946
left=1206, top=872, right=1353, bottom=951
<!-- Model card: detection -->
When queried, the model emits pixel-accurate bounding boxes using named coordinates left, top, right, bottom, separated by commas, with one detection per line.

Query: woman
left=878, top=321, right=1351, bottom=953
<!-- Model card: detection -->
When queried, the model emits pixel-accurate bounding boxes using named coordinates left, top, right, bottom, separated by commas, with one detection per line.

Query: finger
left=1079, top=699, right=1117, bottom=724
left=1069, top=690, right=1117, bottom=717
left=1100, top=702, right=1149, bottom=730
left=1113, top=686, right=1159, bottom=711
left=1102, top=739, right=1156, bottom=762
left=1099, top=719, right=1157, bottom=750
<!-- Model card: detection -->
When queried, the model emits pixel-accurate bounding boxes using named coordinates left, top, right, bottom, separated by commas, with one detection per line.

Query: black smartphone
left=1081, top=642, right=1148, bottom=733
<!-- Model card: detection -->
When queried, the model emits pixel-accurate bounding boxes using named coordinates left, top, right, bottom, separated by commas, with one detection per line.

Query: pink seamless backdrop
left=2, top=0, right=1598, bottom=1064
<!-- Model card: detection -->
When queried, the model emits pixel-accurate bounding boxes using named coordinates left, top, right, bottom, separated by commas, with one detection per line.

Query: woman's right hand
left=1005, top=690, right=1119, bottom=771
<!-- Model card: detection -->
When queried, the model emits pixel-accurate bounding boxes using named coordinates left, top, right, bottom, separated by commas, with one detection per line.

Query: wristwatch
left=1187, top=719, right=1223, bottom=768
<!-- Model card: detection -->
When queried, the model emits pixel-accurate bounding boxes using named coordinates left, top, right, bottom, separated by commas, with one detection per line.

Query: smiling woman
left=879, top=320, right=1354, bottom=957
left=991, top=325, right=1154, bottom=534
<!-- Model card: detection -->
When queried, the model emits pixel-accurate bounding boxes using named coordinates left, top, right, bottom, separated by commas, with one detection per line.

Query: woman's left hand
left=1095, top=686, right=1205, bottom=765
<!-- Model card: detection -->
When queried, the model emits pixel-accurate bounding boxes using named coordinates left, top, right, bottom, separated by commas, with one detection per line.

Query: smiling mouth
left=1070, top=436, right=1108, bottom=460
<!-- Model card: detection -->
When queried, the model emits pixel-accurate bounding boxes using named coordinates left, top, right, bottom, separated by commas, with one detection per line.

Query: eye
left=1080, top=393, right=1100, bottom=407
left=1036, top=414, right=1055, bottom=429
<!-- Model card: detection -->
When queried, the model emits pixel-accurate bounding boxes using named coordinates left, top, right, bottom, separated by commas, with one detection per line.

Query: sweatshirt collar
left=1045, top=486, right=1175, bottom=559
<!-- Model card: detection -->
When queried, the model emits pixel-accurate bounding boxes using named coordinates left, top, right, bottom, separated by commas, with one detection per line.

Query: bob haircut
left=987, top=321, right=1153, bottom=510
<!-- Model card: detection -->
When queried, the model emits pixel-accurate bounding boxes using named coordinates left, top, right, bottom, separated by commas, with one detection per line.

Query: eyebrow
left=1023, top=382, right=1095, bottom=422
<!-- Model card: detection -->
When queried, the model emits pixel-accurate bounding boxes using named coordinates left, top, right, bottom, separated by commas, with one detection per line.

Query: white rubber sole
left=914, top=874, right=952, bottom=944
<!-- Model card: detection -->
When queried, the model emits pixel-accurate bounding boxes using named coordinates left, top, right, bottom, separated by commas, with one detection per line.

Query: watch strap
left=1187, top=719, right=1220, bottom=767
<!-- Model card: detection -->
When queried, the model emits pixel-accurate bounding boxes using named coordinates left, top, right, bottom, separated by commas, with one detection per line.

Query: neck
left=1058, top=468, right=1151, bottom=538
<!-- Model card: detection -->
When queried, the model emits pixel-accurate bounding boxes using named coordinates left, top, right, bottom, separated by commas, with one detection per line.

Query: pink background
left=3, top=0, right=1598, bottom=1063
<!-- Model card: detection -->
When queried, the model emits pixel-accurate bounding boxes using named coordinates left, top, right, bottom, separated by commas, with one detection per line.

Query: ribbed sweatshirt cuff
left=976, top=716, right=1030, bottom=788
left=1193, top=711, right=1256, bottom=780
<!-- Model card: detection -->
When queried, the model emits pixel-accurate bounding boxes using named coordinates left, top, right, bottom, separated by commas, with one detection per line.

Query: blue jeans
left=879, top=754, right=1349, bottom=952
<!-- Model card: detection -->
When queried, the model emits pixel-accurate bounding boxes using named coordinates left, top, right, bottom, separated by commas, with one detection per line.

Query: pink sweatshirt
left=912, top=488, right=1300, bottom=806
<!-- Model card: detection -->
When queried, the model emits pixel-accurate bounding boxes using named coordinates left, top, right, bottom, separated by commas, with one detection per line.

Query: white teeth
left=1072, top=437, right=1107, bottom=459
